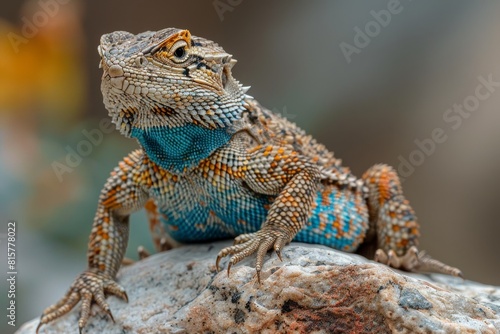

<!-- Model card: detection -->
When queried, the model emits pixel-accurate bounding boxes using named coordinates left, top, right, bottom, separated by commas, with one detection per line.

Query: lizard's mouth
left=97, top=45, right=117, bottom=74
left=97, top=46, right=111, bottom=75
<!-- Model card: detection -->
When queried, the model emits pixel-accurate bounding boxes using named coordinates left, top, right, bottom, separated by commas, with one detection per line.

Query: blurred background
left=1, top=1, right=499, bottom=332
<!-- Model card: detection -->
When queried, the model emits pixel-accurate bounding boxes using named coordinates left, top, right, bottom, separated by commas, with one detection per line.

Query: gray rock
left=18, top=242, right=500, bottom=333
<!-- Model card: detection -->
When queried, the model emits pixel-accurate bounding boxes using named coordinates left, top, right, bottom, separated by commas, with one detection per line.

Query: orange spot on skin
left=397, top=239, right=409, bottom=248
left=158, top=29, right=192, bottom=52
left=145, top=199, right=161, bottom=234
left=282, top=193, right=294, bottom=203
left=123, top=157, right=134, bottom=166
left=333, top=220, right=341, bottom=230
left=102, top=195, right=117, bottom=208
left=319, top=221, right=326, bottom=230
left=321, top=188, right=331, bottom=206
left=378, top=176, right=390, bottom=205
left=247, top=145, right=263, bottom=154
left=263, top=145, right=273, bottom=156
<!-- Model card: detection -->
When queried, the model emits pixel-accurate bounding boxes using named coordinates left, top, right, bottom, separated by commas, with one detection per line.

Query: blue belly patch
left=158, top=183, right=272, bottom=242
left=157, top=181, right=368, bottom=252
left=294, top=189, right=368, bottom=251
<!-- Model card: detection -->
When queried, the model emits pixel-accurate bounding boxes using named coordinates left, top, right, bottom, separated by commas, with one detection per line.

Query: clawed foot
left=37, top=270, right=128, bottom=334
left=216, top=230, right=289, bottom=283
left=375, top=246, right=463, bottom=277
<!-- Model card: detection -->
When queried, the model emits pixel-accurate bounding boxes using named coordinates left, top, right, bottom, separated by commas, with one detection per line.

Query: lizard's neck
left=131, top=124, right=232, bottom=173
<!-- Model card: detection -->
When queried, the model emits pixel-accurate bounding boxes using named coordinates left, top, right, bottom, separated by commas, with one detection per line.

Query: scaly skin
left=37, top=28, right=462, bottom=333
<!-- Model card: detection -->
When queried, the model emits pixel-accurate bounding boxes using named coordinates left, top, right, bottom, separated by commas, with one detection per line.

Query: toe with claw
left=375, top=246, right=463, bottom=277
left=36, top=269, right=128, bottom=334
left=216, top=230, right=290, bottom=282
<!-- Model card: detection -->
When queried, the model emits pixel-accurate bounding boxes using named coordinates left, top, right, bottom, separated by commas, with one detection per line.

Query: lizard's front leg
left=216, top=145, right=319, bottom=281
left=37, top=150, right=150, bottom=333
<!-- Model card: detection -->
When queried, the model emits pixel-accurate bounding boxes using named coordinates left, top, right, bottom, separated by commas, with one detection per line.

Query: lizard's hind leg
left=362, top=164, right=462, bottom=277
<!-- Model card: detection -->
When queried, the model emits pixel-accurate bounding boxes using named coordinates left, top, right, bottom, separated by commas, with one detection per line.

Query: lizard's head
left=98, top=28, right=248, bottom=137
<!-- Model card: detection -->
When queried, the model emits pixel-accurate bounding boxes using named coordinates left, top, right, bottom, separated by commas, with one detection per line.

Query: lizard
left=37, top=28, right=462, bottom=333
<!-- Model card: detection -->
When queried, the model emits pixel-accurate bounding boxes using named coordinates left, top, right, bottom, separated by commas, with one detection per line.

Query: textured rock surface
left=19, top=242, right=500, bottom=334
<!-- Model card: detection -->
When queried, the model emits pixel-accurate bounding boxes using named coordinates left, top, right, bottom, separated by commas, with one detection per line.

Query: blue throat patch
left=131, top=124, right=232, bottom=173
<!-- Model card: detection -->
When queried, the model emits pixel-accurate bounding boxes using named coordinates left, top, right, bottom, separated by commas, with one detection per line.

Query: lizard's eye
left=169, top=40, right=189, bottom=63
left=173, top=46, right=185, bottom=59
left=152, top=30, right=192, bottom=65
